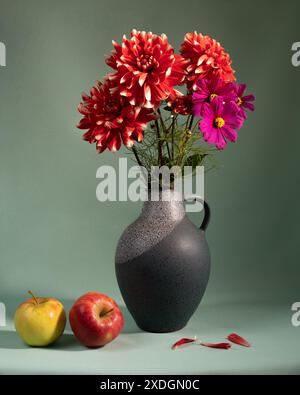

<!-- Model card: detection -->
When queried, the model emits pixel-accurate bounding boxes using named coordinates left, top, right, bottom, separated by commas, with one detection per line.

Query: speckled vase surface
left=115, top=192, right=211, bottom=333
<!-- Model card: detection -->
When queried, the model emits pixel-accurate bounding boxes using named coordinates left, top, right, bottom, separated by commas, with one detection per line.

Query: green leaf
left=184, top=153, right=207, bottom=169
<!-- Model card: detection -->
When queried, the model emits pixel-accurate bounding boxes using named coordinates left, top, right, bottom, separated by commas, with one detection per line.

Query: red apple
left=69, top=292, right=124, bottom=348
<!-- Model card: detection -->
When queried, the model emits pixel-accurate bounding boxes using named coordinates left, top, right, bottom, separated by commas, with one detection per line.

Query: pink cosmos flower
left=193, top=77, right=237, bottom=117
left=235, top=83, right=255, bottom=119
left=199, top=96, right=244, bottom=150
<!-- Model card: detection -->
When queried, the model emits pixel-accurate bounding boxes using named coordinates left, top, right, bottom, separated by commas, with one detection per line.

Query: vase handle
left=184, top=196, right=211, bottom=232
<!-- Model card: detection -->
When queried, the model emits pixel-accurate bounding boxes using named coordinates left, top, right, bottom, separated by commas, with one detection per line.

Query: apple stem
left=28, top=290, right=39, bottom=305
left=100, top=308, right=114, bottom=318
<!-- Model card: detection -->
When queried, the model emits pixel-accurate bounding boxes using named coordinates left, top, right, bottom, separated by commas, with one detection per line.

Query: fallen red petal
left=172, top=338, right=196, bottom=350
left=227, top=333, right=251, bottom=348
left=200, top=342, right=232, bottom=350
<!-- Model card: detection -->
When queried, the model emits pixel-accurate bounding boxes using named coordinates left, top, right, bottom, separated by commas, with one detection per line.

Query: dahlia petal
left=138, top=73, right=148, bottom=87
left=206, top=57, right=215, bottom=66
left=107, top=73, right=118, bottom=81
left=120, top=72, right=132, bottom=84
left=120, top=90, right=132, bottom=97
left=227, top=333, right=251, bottom=348
left=94, top=130, right=107, bottom=144
left=77, top=118, right=92, bottom=130
left=131, top=44, right=139, bottom=57
left=195, top=66, right=205, bottom=74
left=81, top=92, right=90, bottom=101
left=197, top=54, right=207, bottom=66
left=132, top=128, right=144, bottom=143
left=107, top=131, right=122, bottom=152
left=151, top=73, right=161, bottom=85
left=78, top=104, right=92, bottom=116
left=144, top=84, right=152, bottom=102
left=133, top=106, right=141, bottom=118
left=200, top=342, right=231, bottom=350
left=172, top=338, right=197, bottom=350
left=97, top=144, right=107, bottom=154
left=82, top=129, right=95, bottom=142
left=144, top=101, right=154, bottom=109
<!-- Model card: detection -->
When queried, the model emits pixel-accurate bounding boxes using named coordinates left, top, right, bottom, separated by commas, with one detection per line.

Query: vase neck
left=142, top=190, right=185, bottom=223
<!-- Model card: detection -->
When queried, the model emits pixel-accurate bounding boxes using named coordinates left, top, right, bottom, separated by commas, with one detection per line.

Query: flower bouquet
left=77, top=30, right=255, bottom=174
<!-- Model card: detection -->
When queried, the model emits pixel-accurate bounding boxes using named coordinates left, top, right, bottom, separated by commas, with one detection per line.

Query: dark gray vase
left=115, top=192, right=211, bottom=333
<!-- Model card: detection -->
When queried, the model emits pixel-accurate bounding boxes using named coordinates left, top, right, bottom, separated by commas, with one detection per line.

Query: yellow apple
left=14, top=291, right=66, bottom=347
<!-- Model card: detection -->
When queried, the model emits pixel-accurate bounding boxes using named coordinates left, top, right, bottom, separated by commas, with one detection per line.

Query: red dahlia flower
left=106, top=30, right=187, bottom=108
left=167, top=93, right=193, bottom=115
left=181, top=32, right=236, bottom=91
left=77, top=80, right=156, bottom=153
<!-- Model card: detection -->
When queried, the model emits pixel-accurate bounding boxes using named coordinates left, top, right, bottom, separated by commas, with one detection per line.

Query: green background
left=0, top=0, right=300, bottom=374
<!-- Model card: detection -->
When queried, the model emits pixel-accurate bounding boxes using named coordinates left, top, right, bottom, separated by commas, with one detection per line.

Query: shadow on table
left=0, top=330, right=84, bottom=351
left=0, top=331, right=28, bottom=350
left=0, top=304, right=141, bottom=351
left=119, top=305, right=142, bottom=334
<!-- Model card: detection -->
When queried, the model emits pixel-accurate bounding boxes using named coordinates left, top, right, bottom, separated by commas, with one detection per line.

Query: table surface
left=1, top=298, right=299, bottom=375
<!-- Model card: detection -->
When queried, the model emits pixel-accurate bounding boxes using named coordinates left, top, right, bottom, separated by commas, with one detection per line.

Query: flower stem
left=177, top=129, right=193, bottom=167
left=132, top=146, right=143, bottom=167
left=188, top=115, right=195, bottom=131
left=171, top=115, right=175, bottom=160
left=158, top=108, right=171, bottom=161
left=165, top=138, right=171, bottom=161
left=155, top=120, right=163, bottom=166
left=185, top=115, right=191, bottom=130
